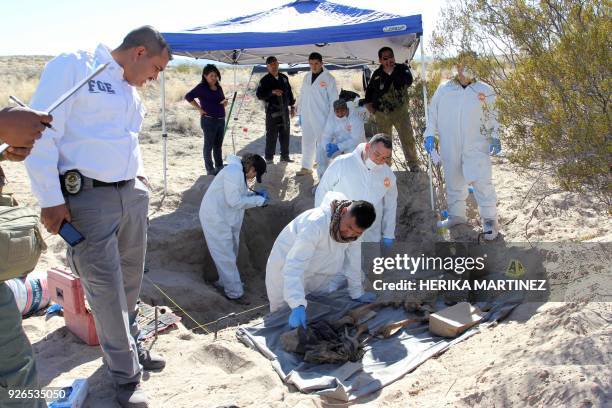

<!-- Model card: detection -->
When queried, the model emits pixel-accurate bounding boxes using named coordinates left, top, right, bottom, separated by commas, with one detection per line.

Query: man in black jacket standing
left=256, top=56, right=296, bottom=164
left=364, top=47, right=419, bottom=171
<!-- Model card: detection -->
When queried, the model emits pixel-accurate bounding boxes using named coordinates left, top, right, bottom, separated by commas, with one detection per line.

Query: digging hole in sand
left=141, top=171, right=436, bottom=334
left=141, top=176, right=301, bottom=333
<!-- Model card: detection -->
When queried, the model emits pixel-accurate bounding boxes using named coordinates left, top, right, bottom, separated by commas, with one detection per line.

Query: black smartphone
left=59, top=222, right=85, bottom=247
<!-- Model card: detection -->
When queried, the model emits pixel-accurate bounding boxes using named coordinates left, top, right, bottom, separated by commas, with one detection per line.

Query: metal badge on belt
left=63, top=170, right=83, bottom=195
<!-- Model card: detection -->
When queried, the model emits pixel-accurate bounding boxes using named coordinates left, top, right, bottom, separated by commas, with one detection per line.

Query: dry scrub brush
left=432, top=0, right=611, bottom=207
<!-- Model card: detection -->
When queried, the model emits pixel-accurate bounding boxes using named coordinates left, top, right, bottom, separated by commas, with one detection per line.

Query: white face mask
left=462, top=66, right=476, bottom=80
left=365, top=158, right=379, bottom=170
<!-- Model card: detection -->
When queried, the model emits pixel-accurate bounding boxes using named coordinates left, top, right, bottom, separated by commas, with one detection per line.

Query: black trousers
left=264, top=111, right=290, bottom=160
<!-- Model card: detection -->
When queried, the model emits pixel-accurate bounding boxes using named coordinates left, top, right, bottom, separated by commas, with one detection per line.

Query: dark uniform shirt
left=364, top=63, right=413, bottom=113
left=256, top=72, right=296, bottom=116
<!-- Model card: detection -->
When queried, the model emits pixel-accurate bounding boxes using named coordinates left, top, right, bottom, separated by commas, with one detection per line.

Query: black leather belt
left=60, top=170, right=131, bottom=195
left=92, top=179, right=130, bottom=188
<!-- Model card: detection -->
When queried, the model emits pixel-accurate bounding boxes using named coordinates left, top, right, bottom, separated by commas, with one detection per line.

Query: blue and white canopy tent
left=160, top=0, right=429, bottom=195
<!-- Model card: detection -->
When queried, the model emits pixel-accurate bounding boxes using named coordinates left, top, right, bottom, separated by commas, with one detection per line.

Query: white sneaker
left=482, top=219, right=499, bottom=240
left=436, top=215, right=467, bottom=229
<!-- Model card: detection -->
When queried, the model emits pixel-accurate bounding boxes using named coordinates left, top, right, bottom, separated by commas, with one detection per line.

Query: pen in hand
left=9, top=95, right=56, bottom=131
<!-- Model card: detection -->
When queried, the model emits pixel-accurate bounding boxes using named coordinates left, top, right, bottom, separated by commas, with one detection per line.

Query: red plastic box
left=47, top=267, right=99, bottom=346
left=62, top=309, right=99, bottom=346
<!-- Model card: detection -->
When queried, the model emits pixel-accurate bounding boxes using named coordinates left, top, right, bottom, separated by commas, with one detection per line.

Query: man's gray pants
left=67, top=179, right=148, bottom=385
left=0, top=282, right=46, bottom=407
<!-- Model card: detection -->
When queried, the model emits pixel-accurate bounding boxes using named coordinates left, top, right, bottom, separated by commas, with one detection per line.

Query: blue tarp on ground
left=237, top=290, right=518, bottom=402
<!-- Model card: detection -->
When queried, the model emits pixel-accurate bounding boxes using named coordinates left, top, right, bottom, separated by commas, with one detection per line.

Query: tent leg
left=419, top=37, right=434, bottom=212
left=161, top=70, right=167, bottom=197
left=228, top=66, right=255, bottom=155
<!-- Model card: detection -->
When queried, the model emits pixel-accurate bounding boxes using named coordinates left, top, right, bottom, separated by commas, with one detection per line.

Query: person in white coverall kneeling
left=200, top=153, right=269, bottom=302
left=265, top=192, right=377, bottom=328
left=296, top=52, right=338, bottom=176
left=315, top=134, right=397, bottom=247
left=423, top=53, right=501, bottom=240
left=317, top=98, right=367, bottom=178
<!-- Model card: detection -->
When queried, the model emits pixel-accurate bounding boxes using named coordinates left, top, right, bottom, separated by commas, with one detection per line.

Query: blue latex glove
left=424, top=136, right=435, bottom=154
left=254, top=188, right=269, bottom=200
left=468, top=185, right=475, bottom=194
left=288, top=306, right=306, bottom=328
left=382, top=238, right=394, bottom=248
left=353, top=291, right=377, bottom=304
left=326, top=143, right=339, bottom=158
left=441, top=209, right=449, bottom=219
left=489, top=138, right=502, bottom=155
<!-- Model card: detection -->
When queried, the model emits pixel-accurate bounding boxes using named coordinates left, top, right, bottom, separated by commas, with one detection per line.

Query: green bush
left=431, top=0, right=611, bottom=206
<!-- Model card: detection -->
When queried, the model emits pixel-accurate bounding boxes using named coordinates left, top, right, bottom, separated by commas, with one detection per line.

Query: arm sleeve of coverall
left=327, top=76, right=339, bottom=114
left=344, top=242, right=364, bottom=299
left=223, top=171, right=265, bottom=209
left=382, top=174, right=398, bottom=239
left=321, top=117, right=335, bottom=148
left=283, top=222, right=321, bottom=308
left=423, top=84, right=443, bottom=138
left=25, top=54, right=78, bottom=208
left=314, top=159, right=340, bottom=207
left=296, top=75, right=308, bottom=114
left=485, top=90, right=500, bottom=139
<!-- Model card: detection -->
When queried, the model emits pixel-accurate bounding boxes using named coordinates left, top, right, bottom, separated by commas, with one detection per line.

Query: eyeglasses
left=381, top=55, right=394, bottom=61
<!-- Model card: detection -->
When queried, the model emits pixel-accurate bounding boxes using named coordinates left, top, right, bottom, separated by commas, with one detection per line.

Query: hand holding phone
left=59, top=221, right=85, bottom=247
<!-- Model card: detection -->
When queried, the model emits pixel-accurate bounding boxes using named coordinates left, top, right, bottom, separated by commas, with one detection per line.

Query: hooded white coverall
left=298, top=68, right=338, bottom=170
left=315, top=143, right=397, bottom=243
left=424, top=79, right=499, bottom=221
left=265, top=192, right=365, bottom=312
left=199, top=155, right=265, bottom=299
left=317, top=103, right=367, bottom=178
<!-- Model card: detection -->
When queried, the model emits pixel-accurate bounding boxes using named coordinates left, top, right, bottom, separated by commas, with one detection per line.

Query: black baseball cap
left=265, top=56, right=278, bottom=64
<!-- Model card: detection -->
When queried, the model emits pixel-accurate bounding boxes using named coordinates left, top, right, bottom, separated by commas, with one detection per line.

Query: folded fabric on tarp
left=237, top=289, right=518, bottom=402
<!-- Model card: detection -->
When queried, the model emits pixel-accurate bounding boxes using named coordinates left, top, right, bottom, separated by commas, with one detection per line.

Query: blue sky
left=0, top=0, right=446, bottom=56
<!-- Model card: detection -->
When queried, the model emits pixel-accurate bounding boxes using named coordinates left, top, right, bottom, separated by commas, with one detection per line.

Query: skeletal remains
left=280, top=300, right=435, bottom=362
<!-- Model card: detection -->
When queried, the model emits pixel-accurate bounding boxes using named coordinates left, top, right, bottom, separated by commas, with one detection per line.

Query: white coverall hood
left=424, top=79, right=498, bottom=220
left=298, top=68, right=338, bottom=169
left=315, top=143, right=397, bottom=242
left=199, top=154, right=265, bottom=298
left=265, top=191, right=364, bottom=312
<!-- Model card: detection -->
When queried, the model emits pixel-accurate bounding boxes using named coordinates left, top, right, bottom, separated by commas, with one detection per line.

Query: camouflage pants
left=374, top=108, right=419, bottom=169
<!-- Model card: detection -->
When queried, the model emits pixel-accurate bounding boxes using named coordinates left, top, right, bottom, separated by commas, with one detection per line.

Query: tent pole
left=161, top=70, right=167, bottom=197
left=420, top=36, right=434, bottom=212
left=229, top=65, right=255, bottom=155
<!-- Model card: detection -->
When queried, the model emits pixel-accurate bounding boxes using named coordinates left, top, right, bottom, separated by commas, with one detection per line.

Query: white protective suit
left=298, top=68, right=338, bottom=170
left=315, top=143, right=397, bottom=243
left=199, top=155, right=265, bottom=298
left=424, top=79, right=499, bottom=220
left=317, top=102, right=367, bottom=177
left=265, top=192, right=364, bottom=312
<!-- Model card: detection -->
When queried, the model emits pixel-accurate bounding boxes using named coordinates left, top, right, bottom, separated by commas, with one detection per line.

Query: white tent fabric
left=158, top=0, right=429, bottom=195
left=162, top=0, right=423, bottom=65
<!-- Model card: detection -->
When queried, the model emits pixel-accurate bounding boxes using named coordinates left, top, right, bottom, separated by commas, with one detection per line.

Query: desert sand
left=1, top=57, right=610, bottom=407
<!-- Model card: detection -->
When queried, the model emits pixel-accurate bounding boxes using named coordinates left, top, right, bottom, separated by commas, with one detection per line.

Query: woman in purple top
left=185, top=64, right=228, bottom=175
